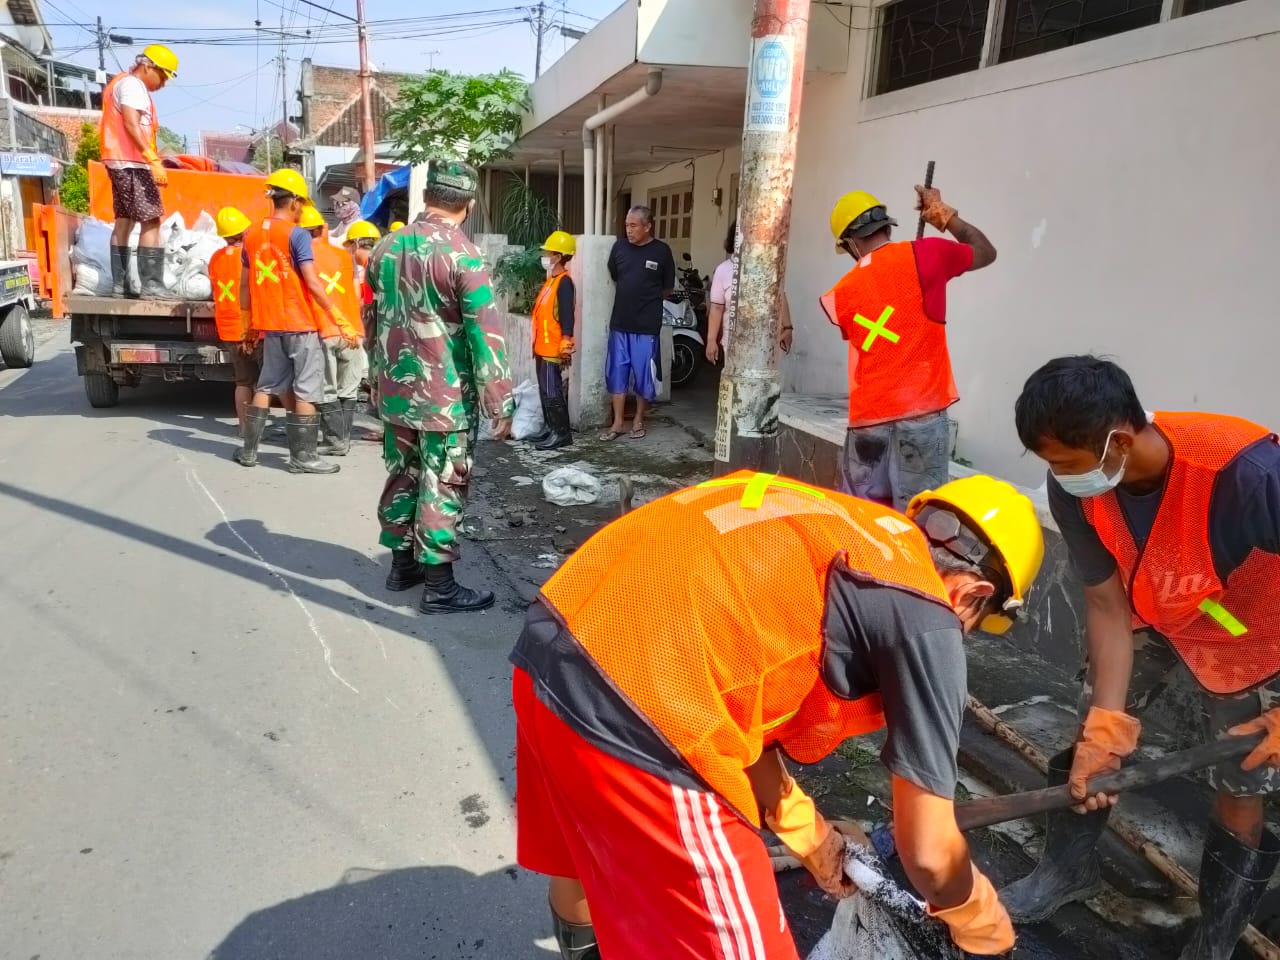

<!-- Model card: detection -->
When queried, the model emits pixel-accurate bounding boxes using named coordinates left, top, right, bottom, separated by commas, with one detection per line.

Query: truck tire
left=84, top=372, right=120, bottom=408
left=0, top=304, right=35, bottom=369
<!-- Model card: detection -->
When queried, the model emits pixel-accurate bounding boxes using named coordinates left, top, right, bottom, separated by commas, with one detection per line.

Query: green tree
left=60, top=123, right=102, bottom=214
left=157, top=125, right=185, bottom=154
left=252, top=135, right=283, bottom=172
left=385, top=69, right=528, bottom=167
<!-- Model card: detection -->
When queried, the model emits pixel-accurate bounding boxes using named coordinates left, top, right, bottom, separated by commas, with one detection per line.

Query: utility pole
left=356, top=0, right=376, bottom=191
left=714, top=0, right=811, bottom=474
left=533, top=1, right=547, bottom=78
left=96, top=16, right=105, bottom=71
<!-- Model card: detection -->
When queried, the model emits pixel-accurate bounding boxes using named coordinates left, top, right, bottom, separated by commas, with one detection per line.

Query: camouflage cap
left=426, top=159, right=479, bottom=194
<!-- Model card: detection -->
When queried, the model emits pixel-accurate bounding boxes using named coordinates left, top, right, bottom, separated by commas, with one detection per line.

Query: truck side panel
left=88, top=162, right=274, bottom=229
left=33, top=202, right=81, bottom=319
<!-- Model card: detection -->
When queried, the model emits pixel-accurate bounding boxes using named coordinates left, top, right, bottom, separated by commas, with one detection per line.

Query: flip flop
left=629, top=427, right=647, bottom=440
left=599, top=429, right=623, bottom=441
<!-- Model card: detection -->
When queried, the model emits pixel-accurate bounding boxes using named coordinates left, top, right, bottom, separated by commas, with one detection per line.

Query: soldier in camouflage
left=368, top=160, right=515, bottom=614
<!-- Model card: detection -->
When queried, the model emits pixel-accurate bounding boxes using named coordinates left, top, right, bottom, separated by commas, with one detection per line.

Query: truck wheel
left=0, top=304, right=35, bottom=369
left=84, top=372, right=120, bottom=408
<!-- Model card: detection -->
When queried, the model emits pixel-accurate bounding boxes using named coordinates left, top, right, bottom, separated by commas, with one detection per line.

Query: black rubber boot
left=286, top=412, right=340, bottom=474
left=552, top=907, right=601, bottom=960
left=137, top=246, right=168, bottom=299
left=999, top=747, right=1108, bottom=923
left=385, top=549, right=426, bottom=592
left=234, top=406, right=270, bottom=467
left=317, top=401, right=349, bottom=456
left=419, top=562, right=494, bottom=614
left=535, top=395, right=572, bottom=450
left=110, top=245, right=132, bottom=298
left=1179, top=822, right=1280, bottom=959
left=340, top=398, right=357, bottom=449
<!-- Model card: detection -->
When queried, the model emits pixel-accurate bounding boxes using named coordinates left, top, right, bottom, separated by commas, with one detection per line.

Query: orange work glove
left=914, top=185, right=956, bottom=232
left=927, top=865, right=1015, bottom=955
left=1229, top=708, right=1280, bottom=770
left=558, top=335, right=575, bottom=363
left=148, top=158, right=169, bottom=187
left=1070, top=707, right=1140, bottom=806
left=765, top=777, right=856, bottom=899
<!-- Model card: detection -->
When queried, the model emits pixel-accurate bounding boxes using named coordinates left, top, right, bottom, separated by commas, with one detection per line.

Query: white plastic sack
left=174, top=271, right=212, bottom=300
left=542, top=467, right=601, bottom=506
left=511, top=379, right=545, bottom=440
left=71, top=218, right=113, bottom=295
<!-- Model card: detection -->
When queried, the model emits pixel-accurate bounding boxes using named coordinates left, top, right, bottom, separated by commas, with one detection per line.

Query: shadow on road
left=208, top=864, right=552, bottom=960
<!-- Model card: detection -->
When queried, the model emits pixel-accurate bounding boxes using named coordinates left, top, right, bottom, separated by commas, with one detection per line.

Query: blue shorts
left=605, top=331, right=659, bottom=401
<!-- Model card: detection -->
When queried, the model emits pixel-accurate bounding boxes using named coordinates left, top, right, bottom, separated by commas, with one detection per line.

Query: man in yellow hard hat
left=820, top=186, right=997, bottom=510
left=209, top=206, right=257, bottom=435
left=513, top=471, right=1043, bottom=960
left=100, top=44, right=178, bottom=299
left=525, top=230, right=576, bottom=450
left=388, top=221, right=406, bottom=233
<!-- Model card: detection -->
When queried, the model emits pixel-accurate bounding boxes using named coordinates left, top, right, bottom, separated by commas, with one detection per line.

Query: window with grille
left=998, top=0, right=1162, bottom=63
left=1178, top=0, right=1246, bottom=14
left=872, top=0, right=988, bottom=95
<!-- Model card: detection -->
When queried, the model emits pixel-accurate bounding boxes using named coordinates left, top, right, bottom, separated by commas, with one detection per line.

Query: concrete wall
left=783, top=0, right=1280, bottom=487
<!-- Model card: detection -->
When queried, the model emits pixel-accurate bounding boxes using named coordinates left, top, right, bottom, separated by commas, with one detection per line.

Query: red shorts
left=513, top=668, right=799, bottom=960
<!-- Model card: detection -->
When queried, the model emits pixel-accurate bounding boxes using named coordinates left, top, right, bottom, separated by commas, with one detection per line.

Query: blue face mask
left=1054, top=430, right=1128, bottom=498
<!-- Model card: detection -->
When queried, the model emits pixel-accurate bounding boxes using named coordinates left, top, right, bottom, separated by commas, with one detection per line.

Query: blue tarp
left=360, top=166, right=410, bottom=226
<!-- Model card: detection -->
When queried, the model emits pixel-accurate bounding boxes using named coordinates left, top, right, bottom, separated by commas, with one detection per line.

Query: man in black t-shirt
left=602, top=206, right=674, bottom=440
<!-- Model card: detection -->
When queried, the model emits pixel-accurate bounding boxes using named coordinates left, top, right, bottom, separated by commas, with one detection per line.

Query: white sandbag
left=511, top=379, right=545, bottom=440
left=542, top=466, right=601, bottom=506
left=71, top=262, right=108, bottom=296
left=174, top=271, right=212, bottom=300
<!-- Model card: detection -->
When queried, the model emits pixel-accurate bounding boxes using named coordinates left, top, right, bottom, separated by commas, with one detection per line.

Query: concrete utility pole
left=533, top=2, right=547, bottom=78
left=714, top=0, right=811, bottom=474
left=356, top=0, right=377, bottom=191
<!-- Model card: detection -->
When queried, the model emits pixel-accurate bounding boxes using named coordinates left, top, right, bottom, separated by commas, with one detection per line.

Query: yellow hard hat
left=141, top=44, right=179, bottom=78
left=388, top=221, right=406, bottom=232
left=264, top=168, right=311, bottom=203
left=829, top=190, right=896, bottom=250
left=215, top=206, right=251, bottom=239
left=298, top=206, right=326, bottom=230
left=907, top=474, right=1045, bottom=635
left=346, top=221, right=381, bottom=242
left=542, top=230, right=576, bottom=256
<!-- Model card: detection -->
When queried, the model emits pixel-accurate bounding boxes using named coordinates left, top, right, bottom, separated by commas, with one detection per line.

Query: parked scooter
left=663, top=254, right=709, bottom=388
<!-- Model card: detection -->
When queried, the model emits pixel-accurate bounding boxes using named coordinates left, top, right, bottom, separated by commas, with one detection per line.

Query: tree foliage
left=252, top=135, right=284, bottom=172
left=61, top=123, right=101, bottom=214
left=386, top=69, right=528, bottom=167
left=157, top=125, right=184, bottom=154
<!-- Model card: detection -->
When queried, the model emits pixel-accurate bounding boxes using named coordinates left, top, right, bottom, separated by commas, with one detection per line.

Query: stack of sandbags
left=71, top=211, right=225, bottom=300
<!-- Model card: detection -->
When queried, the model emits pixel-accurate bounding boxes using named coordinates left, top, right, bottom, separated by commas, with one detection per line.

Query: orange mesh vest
left=311, top=242, right=363, bottom=339
left=819, top=241, right=958, bottom=428
left=1082, top=412, right=1280, bottom=695
left=100, top=73, right=157, bottom=164
left=244, top=218, right=318, bottom=334
left=208, top=246, right=247, bottom=342
left=531, top=273, right=566, bottom=359
left=541, top=470, right=955, bottom=824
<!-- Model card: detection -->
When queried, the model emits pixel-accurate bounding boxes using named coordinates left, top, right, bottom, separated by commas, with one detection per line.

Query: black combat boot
left=110, top=245, right=133, bottom=298
left=1179, top=821, right=1280, bottom=959
left=385, top=549, right=426, bottom=592
left=317, top=401, right=348, bottom=456
left=234, top=406, right=270, bottom=467
left=999, top=747, right=1109, bottom=922
left=137, top=246, right=168, bottom=299
left=285, top=412, right=340, bottom=474
left=552, top=906, right=601, bottom=960
left=535, top=395, right=572, bottom=450
left=419, top=562, right=494, bottom=614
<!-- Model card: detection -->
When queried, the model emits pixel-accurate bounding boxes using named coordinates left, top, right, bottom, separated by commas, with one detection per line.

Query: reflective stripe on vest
left=311, top=242, right=363, bottom=339
left=1082, top=411, right=1280, bottom=695
left=819, top=241, right=958, bottom=428
left=99, top=73, right=157, bottom=164
left=243, top=218, right=319, bottom=334
left=531, top=273, right=565, bottom=359
left=208, top=246, right=248, bottom=342
left=541, top=470, right=953, bottom=824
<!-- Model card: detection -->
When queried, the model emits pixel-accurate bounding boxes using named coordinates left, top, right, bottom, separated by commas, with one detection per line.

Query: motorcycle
left=663, top=254, right=709, bottom=389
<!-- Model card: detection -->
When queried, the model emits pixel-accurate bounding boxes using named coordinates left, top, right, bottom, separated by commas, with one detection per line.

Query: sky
left=40, top=0, right=625, bottom=145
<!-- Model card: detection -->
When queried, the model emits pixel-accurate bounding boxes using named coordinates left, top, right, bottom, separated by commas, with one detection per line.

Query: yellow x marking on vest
left=216, top=279, right=236, bottom=302
left=255, top=257, right=279, bottom=285
left=1199, top=598, right=1248, bottom=637
left=320, top=271, right=346, bottom=295
left=698, top=473, right=827, bottom=510
left=853, top=305, right=899, bottom=353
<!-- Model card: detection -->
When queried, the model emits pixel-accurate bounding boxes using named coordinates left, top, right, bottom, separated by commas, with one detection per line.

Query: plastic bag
left=542, top=466, right=601, bottom=506
left=511, top=379, right=545, bottom=440
left=71, top=218, right=113, bottom=295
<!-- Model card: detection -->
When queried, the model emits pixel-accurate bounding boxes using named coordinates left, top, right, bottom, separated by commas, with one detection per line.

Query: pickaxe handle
left=915, top=160, right=935, bottom=239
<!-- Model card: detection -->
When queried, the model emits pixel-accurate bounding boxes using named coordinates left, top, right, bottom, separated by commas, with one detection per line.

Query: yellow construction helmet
left=541, top=230, right=576, bottom=256
left=215, top=206, right=251, bottom=239
left=346, top=221, right=381, bottom=242
left=141, top=44, right=179, bottom=78
left=829, top=190, right=897, bottom=250
left=298, top=206, right=326, bottom=230
left=264, top=168, right=311, bottom=203
left=907, top=474, right=1045, bottom=635
left=388, top=221, right=406, bottom=232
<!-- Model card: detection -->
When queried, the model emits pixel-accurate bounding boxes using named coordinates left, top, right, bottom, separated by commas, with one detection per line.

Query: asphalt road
left=0, top=332, right=548, bottom=960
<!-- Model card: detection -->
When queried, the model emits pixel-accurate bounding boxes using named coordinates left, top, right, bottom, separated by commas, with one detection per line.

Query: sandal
left=629, top=426, right=647, bottom=440
left=599, top=429, right=623, bottom=441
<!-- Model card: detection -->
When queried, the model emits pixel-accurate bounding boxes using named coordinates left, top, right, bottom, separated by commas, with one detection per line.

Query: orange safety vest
left=1082, top=412, right=1280, bottom=695
left=243, top=218, right=319, bottom=334
left=100, top=72, right=157, bottom=164
left=208, top=246, right=248, bottom=342
left=541, top=470, right=955, bottom=824
left=531, top=272, right=567, bottom=358
left=311, top=242, right=363, bottom=340
left=819, top=241, right=958, bottom=428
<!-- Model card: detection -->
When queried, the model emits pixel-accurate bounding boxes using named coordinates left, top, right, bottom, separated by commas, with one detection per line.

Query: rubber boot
left=110, top=245, right=132, bottom=298
left=552, top=908, right=600, bottom=960
left=317, top=401, right=349, bottom=456
left=1178, top=822, right=1280, bottom=959
left=526, top=387, right=552, bottom=445
left=535, top=394, right=572, bottom=450
left=285, top=412, right=340, bottom=474
left=234, top=406, right=270, bottom=467
left=340, top=398, right=357, bottom=449
left=419, top=562, right=494, bottom=614
left=999, top=747, right=1108, bottom=923
left=385, top=549, right=425, bottom=591
left=137, top=246, right=168, bottom=299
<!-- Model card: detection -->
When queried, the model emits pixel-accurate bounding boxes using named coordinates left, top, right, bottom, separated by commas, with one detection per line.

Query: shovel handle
left=915, top=161, right=935, bottom=239
left=955, top=731, right=1264, bottom=833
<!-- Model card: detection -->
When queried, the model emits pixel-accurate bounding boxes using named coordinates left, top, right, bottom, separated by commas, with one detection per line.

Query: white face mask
left=541, top=256, right=553, bottom=272
left=1054, top=430, right=1128, bottom=498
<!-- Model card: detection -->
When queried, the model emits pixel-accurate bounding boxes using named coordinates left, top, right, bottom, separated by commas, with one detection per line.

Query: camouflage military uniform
left=368, top=204, right=514, bottom=567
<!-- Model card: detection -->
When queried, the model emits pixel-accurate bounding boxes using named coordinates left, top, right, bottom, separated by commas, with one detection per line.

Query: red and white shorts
left=513, top=668, right=800, bottom=960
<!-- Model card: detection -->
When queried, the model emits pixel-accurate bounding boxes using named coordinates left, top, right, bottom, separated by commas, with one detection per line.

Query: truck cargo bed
left=64, top=294, right=214, bottom=318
